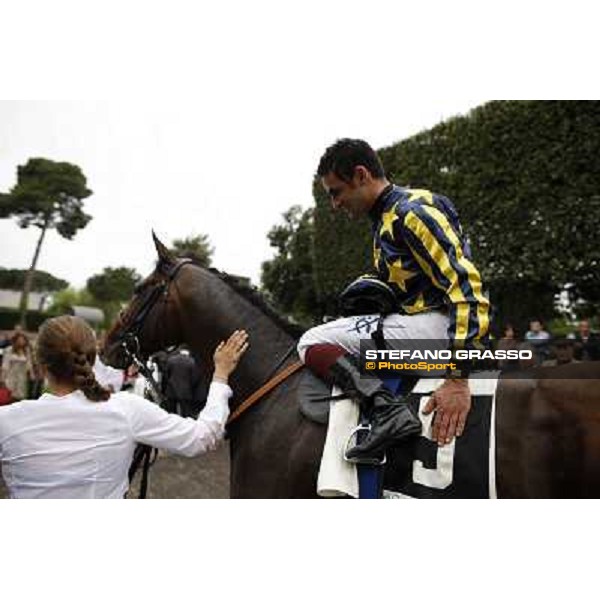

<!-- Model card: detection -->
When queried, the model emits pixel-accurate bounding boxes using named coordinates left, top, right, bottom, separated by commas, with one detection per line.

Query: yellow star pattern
left=387, top=257, right=416, bottom=292
left=406, top=189, right=434, bottom=205
left=379, top=203, right=399, bottom=239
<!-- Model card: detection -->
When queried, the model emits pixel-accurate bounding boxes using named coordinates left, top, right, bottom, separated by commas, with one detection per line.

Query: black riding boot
left=330, top=355, right=422, bottom=461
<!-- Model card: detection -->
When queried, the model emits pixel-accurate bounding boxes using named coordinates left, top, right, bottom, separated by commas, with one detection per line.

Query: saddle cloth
left=317, top=375, right=499, bottom=499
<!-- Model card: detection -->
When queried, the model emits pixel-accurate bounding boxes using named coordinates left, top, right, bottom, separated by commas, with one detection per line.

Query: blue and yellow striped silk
left=369, top=185, right=491, bottom=349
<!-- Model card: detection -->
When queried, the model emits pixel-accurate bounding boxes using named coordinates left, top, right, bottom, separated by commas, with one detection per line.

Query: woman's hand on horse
left=422, top=379, right=471, bottom=446
left=213, top=330, right=249, bottom=383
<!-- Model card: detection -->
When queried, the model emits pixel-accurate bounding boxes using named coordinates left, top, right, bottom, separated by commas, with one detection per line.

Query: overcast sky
left=1, top=1, right=596, bottom=292
left=0, top=99, right=487, bottom=288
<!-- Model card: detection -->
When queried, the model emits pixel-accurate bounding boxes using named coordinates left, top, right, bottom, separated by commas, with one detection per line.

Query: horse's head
left=103, top=232, right=190, bottom=369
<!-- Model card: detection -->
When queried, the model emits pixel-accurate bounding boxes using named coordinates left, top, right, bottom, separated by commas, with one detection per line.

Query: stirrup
left=343, top=424, right=387, bottom=466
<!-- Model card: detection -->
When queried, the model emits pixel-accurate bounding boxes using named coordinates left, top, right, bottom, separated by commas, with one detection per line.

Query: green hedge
left=313, top=101, right=600, bottom=329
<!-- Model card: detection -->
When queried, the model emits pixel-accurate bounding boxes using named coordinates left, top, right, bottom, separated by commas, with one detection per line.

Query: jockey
left=297, top=139, right=491, bottom=461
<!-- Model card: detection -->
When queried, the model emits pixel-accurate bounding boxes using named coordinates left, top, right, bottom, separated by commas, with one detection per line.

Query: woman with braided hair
left=0, top=315, right=249, bottom=499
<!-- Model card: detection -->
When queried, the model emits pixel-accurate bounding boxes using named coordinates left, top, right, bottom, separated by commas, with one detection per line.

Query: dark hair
left=36, top=316, right=110, bottom=402
left=317, top=138, right=386, bottom=182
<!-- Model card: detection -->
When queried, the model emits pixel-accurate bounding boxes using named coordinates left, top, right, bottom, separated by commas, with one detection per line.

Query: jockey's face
left=321, top=167, right=374, bottom=219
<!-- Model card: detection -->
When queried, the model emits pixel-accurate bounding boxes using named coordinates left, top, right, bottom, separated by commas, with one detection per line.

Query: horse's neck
left=179, top=281, right=297, bottom=401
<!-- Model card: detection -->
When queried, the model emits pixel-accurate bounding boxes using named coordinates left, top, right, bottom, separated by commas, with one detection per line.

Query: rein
left=123, top=338, right=161, bottom=498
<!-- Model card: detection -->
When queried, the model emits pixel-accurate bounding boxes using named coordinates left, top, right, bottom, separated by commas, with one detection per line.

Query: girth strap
left=227, top=360, right=304, bottom=425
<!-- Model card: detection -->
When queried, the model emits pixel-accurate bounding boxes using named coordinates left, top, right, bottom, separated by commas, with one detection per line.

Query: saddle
left=297, top=370, right=331, bottom=425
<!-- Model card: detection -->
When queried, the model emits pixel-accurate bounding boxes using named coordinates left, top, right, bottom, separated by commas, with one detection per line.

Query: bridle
left=115, top=258, right=192, bottom=499
left=117, top=258, right=193, bottom=378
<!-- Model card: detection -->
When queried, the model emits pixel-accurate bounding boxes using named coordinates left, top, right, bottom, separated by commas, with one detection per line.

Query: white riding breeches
left=297, top=311, right=450, bottom=362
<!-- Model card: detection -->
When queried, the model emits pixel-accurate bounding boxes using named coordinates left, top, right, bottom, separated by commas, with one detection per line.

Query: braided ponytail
left=37, top=316, right=111, bottom=402
left=70, top=347, right=110, bottom=402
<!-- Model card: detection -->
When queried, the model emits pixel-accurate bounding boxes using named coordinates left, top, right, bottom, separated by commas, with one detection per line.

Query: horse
left=104, top=235, right=600, bottom=498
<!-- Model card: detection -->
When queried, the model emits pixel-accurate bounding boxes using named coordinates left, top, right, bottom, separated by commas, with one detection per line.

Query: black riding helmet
left=338, top=274, right=398, bottom=317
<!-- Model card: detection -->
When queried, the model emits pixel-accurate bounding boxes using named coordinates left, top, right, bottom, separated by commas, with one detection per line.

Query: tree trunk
left=19, top=220, right=49, bottom=329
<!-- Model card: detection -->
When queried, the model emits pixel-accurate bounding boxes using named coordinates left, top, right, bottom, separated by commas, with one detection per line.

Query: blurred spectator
left=542, top=337, right=579, bottom=367
left=524, top=319, right=551, bottom=365
left=568, top=319, right=600, bottom=361
left=5, top=325, right=43, bottom=398
left=1, top=332, right=33, bottom=401
left=159, top=346, right=206, bottom=417
left=497, top=323, right=520, bottom=372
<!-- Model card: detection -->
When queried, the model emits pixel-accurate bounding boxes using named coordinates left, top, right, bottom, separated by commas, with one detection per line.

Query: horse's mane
left=206, top=266, right=306, bottom=339
left=156, top=254, right=307, bottom=338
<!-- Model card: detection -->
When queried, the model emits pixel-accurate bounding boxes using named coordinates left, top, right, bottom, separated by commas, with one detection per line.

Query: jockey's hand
left=213, top=330, right=249, bottom=383
left=422, top=379, right=471, bottom=446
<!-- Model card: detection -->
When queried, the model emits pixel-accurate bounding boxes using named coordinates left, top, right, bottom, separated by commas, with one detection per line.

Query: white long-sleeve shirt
left=0, top=381, right=231, bottom=499
left=93, top=355, right=125, bottom=392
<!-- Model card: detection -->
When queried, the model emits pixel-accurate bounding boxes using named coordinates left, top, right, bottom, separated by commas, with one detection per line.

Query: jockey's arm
left=400, top=203, right=491, bottom=445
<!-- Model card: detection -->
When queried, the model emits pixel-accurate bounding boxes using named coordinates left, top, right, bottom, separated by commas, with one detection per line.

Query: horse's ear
left=152, top=230, right=176, bottom=264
